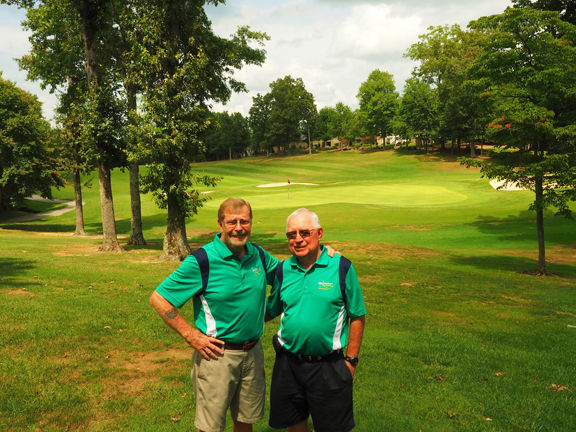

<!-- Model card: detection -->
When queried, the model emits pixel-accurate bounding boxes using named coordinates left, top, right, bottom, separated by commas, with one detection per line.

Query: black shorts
left=269, top=349, right=355, bottom=432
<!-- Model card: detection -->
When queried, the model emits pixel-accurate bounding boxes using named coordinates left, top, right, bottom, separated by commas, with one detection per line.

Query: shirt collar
left=213, top=233, right=256, bottom=260
left=289, top=245, right=328, bottom=270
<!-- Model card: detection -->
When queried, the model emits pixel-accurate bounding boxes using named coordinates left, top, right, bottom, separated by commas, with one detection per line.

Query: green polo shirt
left=156, top=234, right=279, bottom=344
left=266, top=248, right=366, bottom=356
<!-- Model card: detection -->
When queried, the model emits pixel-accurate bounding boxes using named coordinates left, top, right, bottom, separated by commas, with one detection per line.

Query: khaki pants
left=191, top=340, right=265, bottom=432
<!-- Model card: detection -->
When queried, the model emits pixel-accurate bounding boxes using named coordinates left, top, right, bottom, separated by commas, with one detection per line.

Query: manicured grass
left=1, top=149, right=575, bottom=431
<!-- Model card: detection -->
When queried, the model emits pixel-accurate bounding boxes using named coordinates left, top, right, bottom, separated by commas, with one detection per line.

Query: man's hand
left=150, top=290, right=224, bottom=360
left=324, top=244, right=340, bottom=257
left=186, top=328, right=224, bottom=360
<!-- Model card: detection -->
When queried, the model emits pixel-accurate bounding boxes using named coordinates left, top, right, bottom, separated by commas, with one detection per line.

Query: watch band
left=345, top=355, right=359, bottom=367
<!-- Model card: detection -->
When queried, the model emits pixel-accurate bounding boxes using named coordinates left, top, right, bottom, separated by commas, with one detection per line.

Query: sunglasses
left=285, top=229, right=317, bottom=240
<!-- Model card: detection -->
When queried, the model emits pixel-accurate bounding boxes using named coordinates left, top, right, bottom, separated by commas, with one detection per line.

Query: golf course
left=1, top=149, right=575, bottom=431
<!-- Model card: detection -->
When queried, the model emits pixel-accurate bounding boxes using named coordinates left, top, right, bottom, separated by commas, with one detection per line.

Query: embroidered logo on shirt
left=318, top=281, right=333, bottom=290
left=252, top=267, right=262, bottom=277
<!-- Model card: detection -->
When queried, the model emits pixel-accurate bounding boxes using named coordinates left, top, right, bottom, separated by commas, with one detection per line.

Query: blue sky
left=1, top=0, right=512, bottom=122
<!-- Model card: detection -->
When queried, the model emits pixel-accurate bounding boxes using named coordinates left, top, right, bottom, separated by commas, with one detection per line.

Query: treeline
left=1, top=1, right=575, bottom=270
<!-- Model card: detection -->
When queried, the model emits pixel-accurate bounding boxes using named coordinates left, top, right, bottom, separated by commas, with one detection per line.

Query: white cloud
left=335, top=4, right=423, bottom=59
left=1, top=0, right=513, bottom=120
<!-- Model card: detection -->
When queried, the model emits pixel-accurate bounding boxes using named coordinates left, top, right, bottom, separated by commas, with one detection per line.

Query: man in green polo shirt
left=150, top=197, right=279, bottom=432
left=266, top=208, right=366, bottom=432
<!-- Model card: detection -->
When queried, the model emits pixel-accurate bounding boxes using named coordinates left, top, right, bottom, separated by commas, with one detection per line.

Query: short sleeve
left=155, top=254, right=203, bottom=308
left=344, top=263, right=366, bottom=318
left=266, top=264, right=283, bottom=319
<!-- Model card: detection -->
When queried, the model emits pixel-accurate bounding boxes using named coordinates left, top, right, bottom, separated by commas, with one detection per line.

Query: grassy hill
left=1, top=150, right=575, bottom=431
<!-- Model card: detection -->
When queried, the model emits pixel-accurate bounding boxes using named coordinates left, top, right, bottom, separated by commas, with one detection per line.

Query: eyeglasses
left=286, top=229, right=317, bottom=240
left=224, top=219, right=251, bottom=228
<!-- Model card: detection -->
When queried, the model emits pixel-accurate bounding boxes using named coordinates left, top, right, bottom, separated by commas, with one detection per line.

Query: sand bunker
left=257, top=182, right=318, bottom=188
left=489, top=179, right=526, bottom=191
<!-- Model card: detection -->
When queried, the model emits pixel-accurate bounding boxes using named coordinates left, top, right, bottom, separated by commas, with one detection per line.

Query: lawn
left=1, top=149, right=575, bottom=431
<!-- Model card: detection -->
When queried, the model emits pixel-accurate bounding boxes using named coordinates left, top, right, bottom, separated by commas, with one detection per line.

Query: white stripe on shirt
left=200, top=295, right=217, bottom=337
left=332, top=305, right=346, bottom=351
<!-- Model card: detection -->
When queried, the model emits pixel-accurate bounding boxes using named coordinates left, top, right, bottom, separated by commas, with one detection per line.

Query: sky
left=0, top=0, right=513, bottom=122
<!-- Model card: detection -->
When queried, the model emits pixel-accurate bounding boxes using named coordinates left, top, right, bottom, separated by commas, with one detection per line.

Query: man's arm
left=149, top=290, right=224, bottom=360
left=345, top=315, right=365, bottom=377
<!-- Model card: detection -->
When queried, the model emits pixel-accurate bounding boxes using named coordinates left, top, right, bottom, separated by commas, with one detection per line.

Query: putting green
left=203, top=183, right=469, bottom=209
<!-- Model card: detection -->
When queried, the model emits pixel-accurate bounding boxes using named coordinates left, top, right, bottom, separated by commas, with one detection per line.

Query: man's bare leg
left=288, top=419, right=309, bottom=432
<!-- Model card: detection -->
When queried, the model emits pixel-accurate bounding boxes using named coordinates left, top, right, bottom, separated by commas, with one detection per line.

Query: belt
left=282, top=347, right=343, bottom=362
left=223, top=339, right=259, bottom=351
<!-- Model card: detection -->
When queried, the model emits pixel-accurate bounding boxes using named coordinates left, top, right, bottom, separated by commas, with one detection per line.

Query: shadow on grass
left=450, top=253, right=576, bottom=278
left=0, top=222, right=77, bottom=233
left=468, top=212, right=576, bottom=248
left=0, top=257, right=39, bottom=289
left=395, top=147, right=464, bottom=162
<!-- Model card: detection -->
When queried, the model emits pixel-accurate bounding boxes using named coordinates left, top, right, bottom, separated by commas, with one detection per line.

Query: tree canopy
left=0, top=74, right=62, bottom=210
left=250, top=76, right=316, bottom=153
left=356, top=69, right=398, bottom=140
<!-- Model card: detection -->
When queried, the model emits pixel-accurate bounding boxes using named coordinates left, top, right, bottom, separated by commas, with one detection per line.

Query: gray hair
left=286, top=208, right=321, bottom=231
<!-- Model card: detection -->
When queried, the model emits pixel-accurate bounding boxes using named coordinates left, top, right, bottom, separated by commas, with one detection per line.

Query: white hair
left=286, top=208, right=321, bottom=231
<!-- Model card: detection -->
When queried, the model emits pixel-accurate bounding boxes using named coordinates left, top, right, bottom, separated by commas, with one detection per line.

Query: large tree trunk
left=78, top=0, right=122, bottom=251
left=73, top=167, right=86, bottom=236
left=128, top=162, right=146, bottom=245
left=126, top=88, right=145, bottom=246
left=97, top=161, right=122, bottom=252
left=535, top=175, right=547, bottom=274
left=161, top=192, right=190, bottom=260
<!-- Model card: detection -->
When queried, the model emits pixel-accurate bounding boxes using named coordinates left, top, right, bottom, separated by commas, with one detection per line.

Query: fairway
left=207, top=184, right=469, bottom=209
left=1, top=150, right=575, bottom=432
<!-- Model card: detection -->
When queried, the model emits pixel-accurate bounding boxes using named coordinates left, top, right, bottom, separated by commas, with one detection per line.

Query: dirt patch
left=101, top=348, right=192, bottom=397
left=401, top=225, right=432, bottom=231
left=331, top=241, right=440, bottom=261
left=6, top=288, right=35, bottom=297
left=500, top=294, right=529, bottom=305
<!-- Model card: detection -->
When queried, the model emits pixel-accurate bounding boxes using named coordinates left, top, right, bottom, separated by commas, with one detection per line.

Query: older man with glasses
left=266, top=208, right=367, bottom=432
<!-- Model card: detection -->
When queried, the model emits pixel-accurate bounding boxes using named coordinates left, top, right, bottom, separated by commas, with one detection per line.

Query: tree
left=74, top=0, right=127, bottom=252
left=0, top=74, right=62, bottom=210
left=132, top=1, right=268, bottom=260
left=398, top=77, right=439, bottom=151
left=356, top=70, right=398, bottom=142
left=204, top=111, right=251, bottom=160
left=406, top=25, right=486, bottom=154
left=249, top=93, right=272, bottom=154
left=313, top=103, right=355, bottom=149
left=462, top=8, right=576, bottom=274
left=17, top=0, right=90, bottom=235
left=314, top=107, right=339, bottom=142
left=256, top=76, right=317, bottom=152
left=54, top=83, right=91, bottom=235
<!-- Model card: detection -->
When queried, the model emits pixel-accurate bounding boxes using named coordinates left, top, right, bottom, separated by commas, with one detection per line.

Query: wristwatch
left=345, top=356, right=359, bottom=367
